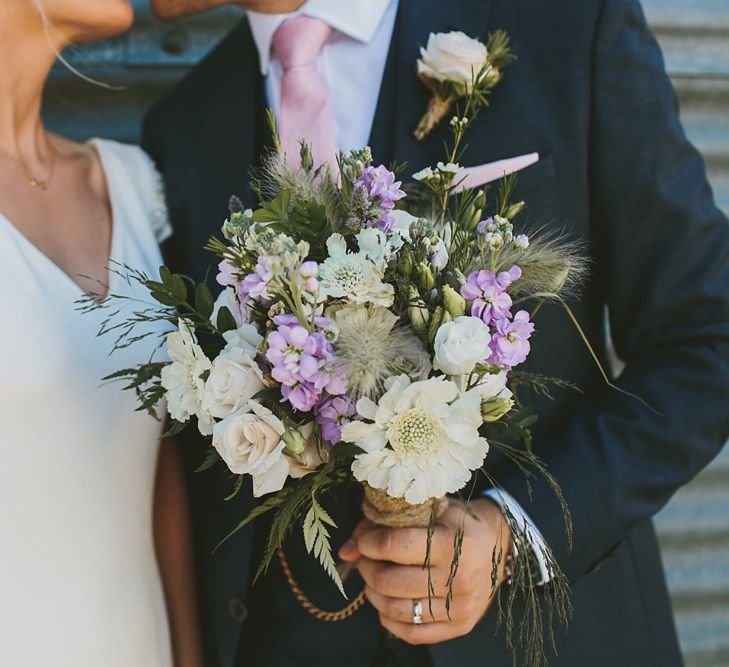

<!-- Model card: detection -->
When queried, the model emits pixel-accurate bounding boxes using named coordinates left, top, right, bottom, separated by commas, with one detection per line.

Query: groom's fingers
left=338, top=518, right=375, bottom=561
left=355, top=525, right=456, bottom=565
left=364, top=587, right=461, bottom=624
left=378, top=614, right=473, bottom=646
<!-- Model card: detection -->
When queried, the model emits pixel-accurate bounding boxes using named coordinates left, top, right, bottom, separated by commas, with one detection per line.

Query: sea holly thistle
left=414, top=30, right=515, bottom=140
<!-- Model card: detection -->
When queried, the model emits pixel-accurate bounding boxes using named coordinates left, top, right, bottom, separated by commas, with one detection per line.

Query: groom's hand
left=339, top=498, right=512, bottom=645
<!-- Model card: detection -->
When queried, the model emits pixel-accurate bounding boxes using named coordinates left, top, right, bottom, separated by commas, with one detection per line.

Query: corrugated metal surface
left=642, top=2, right=729, bottom=663
left=43, top=2, right=729, bottom=665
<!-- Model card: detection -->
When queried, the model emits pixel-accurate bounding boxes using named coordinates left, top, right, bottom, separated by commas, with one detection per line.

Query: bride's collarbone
left=0, top=146, right=113, bottom=295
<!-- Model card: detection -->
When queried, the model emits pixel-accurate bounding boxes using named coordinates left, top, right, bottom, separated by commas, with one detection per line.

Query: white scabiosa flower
left=341, top=375, right=489, bottom=504
left=161, top=319, right=214, bottom=435
left=318, top=233, right=395, bottom=306
left=332, top=304, right=431, bottom=400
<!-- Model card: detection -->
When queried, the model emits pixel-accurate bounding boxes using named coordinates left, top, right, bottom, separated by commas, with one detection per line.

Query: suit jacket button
left=228, top=597, right=248, bottom=624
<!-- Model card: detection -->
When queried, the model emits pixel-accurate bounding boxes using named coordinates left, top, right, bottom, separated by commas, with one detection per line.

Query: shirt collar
left=247, top=0, right=394, bottom=75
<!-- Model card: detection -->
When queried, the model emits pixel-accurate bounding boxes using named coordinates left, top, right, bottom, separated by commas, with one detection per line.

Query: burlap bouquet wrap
left=362, top=484, right=449, bottom=528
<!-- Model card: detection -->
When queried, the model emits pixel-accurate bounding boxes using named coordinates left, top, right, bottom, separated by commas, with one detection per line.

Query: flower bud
left=481, top=396, right=515, bottom=422
left=400, top=252, right=414, bottom=278
left=408, top=287, right=430, bottom=333
left=282, top=425, right=308, bottom=456
left=442, top=285, right=467, bottom=318
left=427, top=306, right=445, bottom=344
left=505, top=201, right=526, bottom=220
left=416, top=262, right=436, bottom=291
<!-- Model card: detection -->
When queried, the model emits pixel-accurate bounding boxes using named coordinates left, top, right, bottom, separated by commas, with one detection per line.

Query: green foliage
left=195, top=449, right=221, bottom=473
left=303, top=498, right=345, bottom=596
left=253, top=189, right=292, bottom=224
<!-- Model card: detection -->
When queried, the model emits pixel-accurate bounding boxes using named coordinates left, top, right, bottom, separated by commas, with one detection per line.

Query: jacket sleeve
left=499, top=0, right=729, bottom=582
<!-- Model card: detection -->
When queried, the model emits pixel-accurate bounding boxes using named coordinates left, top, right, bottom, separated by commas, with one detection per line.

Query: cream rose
left=286, top=423, right=331, bottom=479
left=417, top=31, right=490, bottom=92
left=203, top=325, right=265, bottom=419
left=433, top=315, right=491, bottom=375
left=212, top=401, right=289, bottom=497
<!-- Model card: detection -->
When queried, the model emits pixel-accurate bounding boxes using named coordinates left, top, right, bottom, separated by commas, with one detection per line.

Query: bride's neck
left=0, top=13, right=64, bottom=168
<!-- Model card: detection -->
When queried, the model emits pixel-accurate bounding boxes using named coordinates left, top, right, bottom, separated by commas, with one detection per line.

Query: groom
left=144, top=0, right=729, bottom=665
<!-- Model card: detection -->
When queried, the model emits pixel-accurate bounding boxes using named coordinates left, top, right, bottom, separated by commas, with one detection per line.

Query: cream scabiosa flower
left=318, top=233, right=395, bottom=307
left=161, top=319, right=214, bottom=435
left=341, top=375, right=489, bottom=504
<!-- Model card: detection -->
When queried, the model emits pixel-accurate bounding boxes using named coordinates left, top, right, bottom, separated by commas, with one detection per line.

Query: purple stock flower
left=265, top=319, right=346, bottom=412
left=488, top=310, right=535, bottom=369
left=315, top=395, right=357, bottom=443
left=460, top=267, right=522, bottom=325
left=299, top=261, right=319, bottom=294
left=216, top=259, right=238, bottom=287
left=239, top=256, right=274, bottom=303
left=357, top=165, right=406, bottom=210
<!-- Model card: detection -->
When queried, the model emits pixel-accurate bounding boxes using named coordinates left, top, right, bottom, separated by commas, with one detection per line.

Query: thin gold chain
left=0, top=143, right=56, bottom=191
left=278, top=548, right=367, bottom=622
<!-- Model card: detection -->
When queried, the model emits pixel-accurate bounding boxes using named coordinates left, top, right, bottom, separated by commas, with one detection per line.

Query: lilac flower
left=488, top=310, right=535, bottom=369
left=299, top=261, right=319, bottom=294
left=357, top=165, right=406, bottom=210
left=216, top=259, right=239, bottom=287
left=239, top=256, right=274, bottom=303
left=315, top=395, right=357, bottom=443
left=476, top=217, right=493, bottom=236
left=514, top=234, right=530, bottom=249
left=265, top=319, right=346, bottom=413
left=460, top=269, right=514, bottom=324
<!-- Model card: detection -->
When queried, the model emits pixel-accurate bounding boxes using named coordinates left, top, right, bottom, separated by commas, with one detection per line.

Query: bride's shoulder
left=90, top=139, right=171, bottom=243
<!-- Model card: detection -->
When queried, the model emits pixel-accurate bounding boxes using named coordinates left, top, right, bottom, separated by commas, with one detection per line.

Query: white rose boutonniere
left=414, top=30, right=515, bottom=140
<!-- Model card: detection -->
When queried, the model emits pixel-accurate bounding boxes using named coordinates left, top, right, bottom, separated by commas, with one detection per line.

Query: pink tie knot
left=272, top=15, right=333, bottom=70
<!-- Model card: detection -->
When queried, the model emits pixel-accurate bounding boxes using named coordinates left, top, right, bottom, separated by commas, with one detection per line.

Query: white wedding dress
left=0, top=139, right=174, bottom=667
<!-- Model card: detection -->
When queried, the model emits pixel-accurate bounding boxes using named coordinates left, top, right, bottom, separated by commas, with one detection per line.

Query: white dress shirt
left=247, top=0, right=552, bottom=585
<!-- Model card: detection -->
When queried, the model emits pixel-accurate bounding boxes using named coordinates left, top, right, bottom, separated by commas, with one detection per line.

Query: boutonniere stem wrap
left=414, top=30, right=515, bottom=140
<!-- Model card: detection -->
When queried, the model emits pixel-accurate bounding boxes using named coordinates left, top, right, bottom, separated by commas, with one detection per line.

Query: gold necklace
left=0, top=144, right=56, bottom=191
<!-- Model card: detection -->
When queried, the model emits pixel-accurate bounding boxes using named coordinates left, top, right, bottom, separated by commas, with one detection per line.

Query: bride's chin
left=64, top=1, right=135, bottom=44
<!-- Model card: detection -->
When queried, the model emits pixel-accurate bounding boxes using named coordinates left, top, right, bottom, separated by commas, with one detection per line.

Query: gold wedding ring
left=412, top=599, right=424, bottom=625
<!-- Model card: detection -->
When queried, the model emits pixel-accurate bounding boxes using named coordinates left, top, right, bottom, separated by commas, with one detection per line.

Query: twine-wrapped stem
left=414, top=95, right=453, bottom=141
left=362, top=484, right=448, bottom=527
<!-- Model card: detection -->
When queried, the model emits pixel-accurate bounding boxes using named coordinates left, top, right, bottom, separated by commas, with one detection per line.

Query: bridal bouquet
left=86, top=31, right=586, bottom=664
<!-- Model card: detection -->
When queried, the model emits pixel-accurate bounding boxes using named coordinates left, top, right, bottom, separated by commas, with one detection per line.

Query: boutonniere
left=414, top=30, right=515, bottom=140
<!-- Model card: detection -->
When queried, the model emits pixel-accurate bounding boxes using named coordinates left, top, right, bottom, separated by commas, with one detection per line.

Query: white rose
left=161, top=319, right=214, bottom=435
left=203, top=325, right=265, bottom=420
left=433, top=316, right=491, bottom=375
left=212, top=401, right=289, bottom=497
left=417, top=31, right=489, bottom=91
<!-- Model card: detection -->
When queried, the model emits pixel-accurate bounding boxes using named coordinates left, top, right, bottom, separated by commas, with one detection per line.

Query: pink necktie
left=272, top=16, right=337, bottom=170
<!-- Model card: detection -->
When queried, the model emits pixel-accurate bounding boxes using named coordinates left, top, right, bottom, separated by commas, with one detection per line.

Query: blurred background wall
left=43, top=2, right=729, bottom=665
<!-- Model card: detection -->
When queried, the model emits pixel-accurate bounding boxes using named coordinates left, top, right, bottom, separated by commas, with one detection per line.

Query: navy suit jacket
left=143, top=0, right=729, bottom=664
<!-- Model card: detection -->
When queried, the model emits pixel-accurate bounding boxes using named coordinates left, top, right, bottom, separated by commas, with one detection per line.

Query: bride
left=0, top=2, right=202, bottom=666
